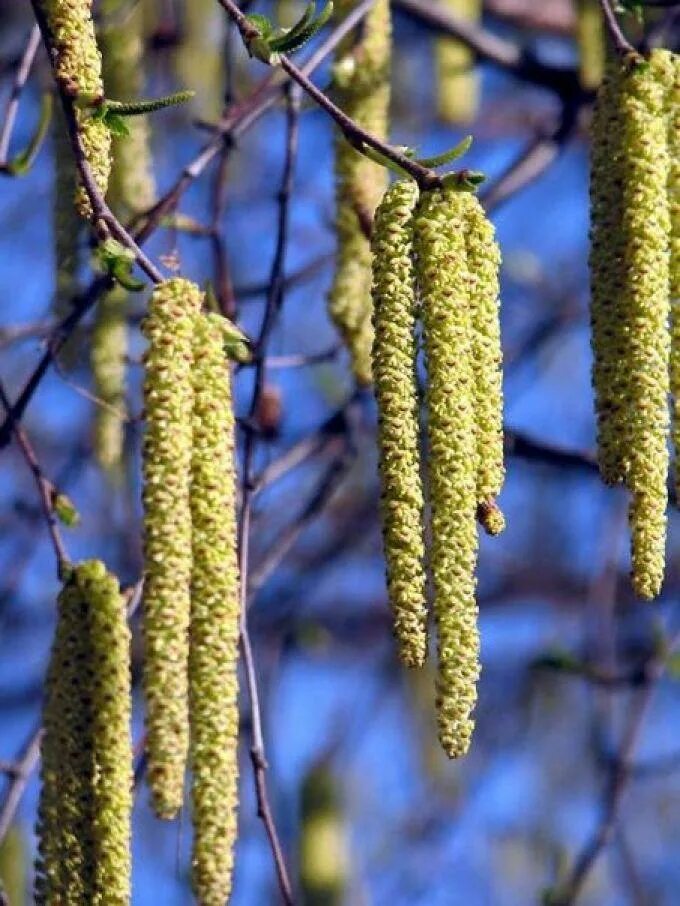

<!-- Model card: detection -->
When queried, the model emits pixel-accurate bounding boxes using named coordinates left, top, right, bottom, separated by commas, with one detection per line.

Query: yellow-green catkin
left=435, top=0, right=480, bottom=124
left=92, top=0, right=156, bottom=475
left=589, top=59, right=630, bottom=485
left=299, top=764, right=348, bottom=906
left=76, top=560, right=132, bottom=905
left=576, top=0, right=605, bottom=90
left=35, top=561, right=132, bottom=905
left=0, top=825, right=27, bottom=906
left=52, top=109, right=81, bottom=321
left=41, top=0, right=111, bottom=217
left=463, top=193, right=505, bottom=532
left=370, top=180, right=427, bottom=668
left=36, top=577, right=94, bottom=905
left=91, top=286, right=127, bottom=474
left=328, top=0, right=391, bottom=386
left=652, top=51, right=680, bottom=498
left=414, top=187, right=479, bottom=757
left=142, top=278, right=202, bottom=818
left=100, top=0, right=156, bottom=218
left=619, top=55, right=671, bottom=600
left=189, top=314, right=241, bottom=906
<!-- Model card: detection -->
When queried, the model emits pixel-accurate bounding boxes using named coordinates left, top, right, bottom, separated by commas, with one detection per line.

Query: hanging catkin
left=576, top=0, right=605, bottom=90
left=141, top=278, right=201, bottom=818
left=619, top=55, right=671, bottom=600
left=435, top=0, right=480, bottom=124
left=370, top=180, right=428, bottom=668
left=92, top=0, right=157, bottom=474
left=299, top=764, right=348, bottom=906
left=189, top=314, right=241, bottom=906
left=35, top=561, right=131, bottom=905
left=414, top=186, right=480, bottom=758
left=328, top=0, right=391, bottom=386
left=39, top=0, right=112, bottom=218
left=463, top=193, right=505, bottom=532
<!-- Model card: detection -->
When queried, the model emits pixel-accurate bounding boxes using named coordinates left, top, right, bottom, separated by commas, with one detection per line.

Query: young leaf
left=52, top=492, right=81, bottom=528
left=415, top=135, right=473, bottom=169
left=106, top=90, right=195, bottom=118
left=269, top=1, right=334, bottom=54
left=94, top=238, right=145, bottom=292
left=358, top=142, right=413, bottom=178
left=5, top=93, right=53, bottom=176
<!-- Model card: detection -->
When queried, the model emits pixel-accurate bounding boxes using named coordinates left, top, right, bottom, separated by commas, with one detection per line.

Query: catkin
left=371, top=180, right=428, bottom=668
left=619, top=56, right=671, bottom=600
left=589, top=58, right=630, bottom=486
left=328, top=0, right=391, bottom=386
left=36, top=579, right=94, bottom=904
left=91, top=286, right=127, bottom=474
left=463, top=193, right=505, bottom=525
left=52, top=108, right=81, bottom=322
left=189, top=314, right=241, bottom=906
left=299, top=765, right=348, bottom=906
left=35, top=561, right=131, bottom=905
left=40, top=0, right=111, bottom=218
left=414, top=186, right=480, bottom=758
left=435, top=0, right=480, bottom=124
left=576, top=0, right=605, bottom=90
left=141, top=278, right=202, bottom=818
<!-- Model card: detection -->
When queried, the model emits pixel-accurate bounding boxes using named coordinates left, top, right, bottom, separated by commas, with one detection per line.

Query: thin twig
left=0, top=24, right=41, bottom=168
left=0, top=727, right=43, bottom=844
left=599, top=0, right=637, bottom=55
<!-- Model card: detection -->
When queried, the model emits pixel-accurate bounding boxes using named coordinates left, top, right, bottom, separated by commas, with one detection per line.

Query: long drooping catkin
left=435, top=0, right=480, bottom=124
left=414, top=187, right=480, bottom=758
left=141, top=278, right=201, bottom=818
left=39, top=0, right=111, bottom=217
left=589, top=59, right=630, bottom=486
left=328, top=0, right=391, bottom=386
left=463, top=193, right=505, bottom=530
left=189, top=314, right=241, bottom=906
left=370, top=180, right=427, bottom=668
left=619, top=56, right=671, bottom=600
left=35, top=561, right=131, bottom=905
left=299, top=764, right=348, bottom=906
left=77, top=561, right=132, bottom=905
left=36, top=579, right=94, bottom=904
left=92, top=0, right=156, bottom=474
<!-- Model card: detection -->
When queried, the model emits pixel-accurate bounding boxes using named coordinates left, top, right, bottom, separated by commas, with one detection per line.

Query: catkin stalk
left=435, top=0, right=480, bottom=124
left=371, top=180, right=428, bottom=668
left=189, top=314, right=241, bottom=906
left=414, top=187, right=480, bottom=758
left=141, top=278, right=202, bottom=818
left=329, top=0, right=391, bottom=385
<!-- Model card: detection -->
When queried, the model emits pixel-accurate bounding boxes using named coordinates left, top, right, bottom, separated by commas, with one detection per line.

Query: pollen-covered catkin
left=35, top=579, right=94, bottom=904
left=414, top=187, right=480, bottom=758
left=463, top=193, right=505, bottom=528
left=589, top=59, right=630, bottom=486
left=189, top=314, right=241, bottom=906
left=370, top=180, right=428, bottom=668
left=328, top=0, right=391, bottom=385
left=619, top=56, right=671, bottom=600
left=75, top=560, right=132, bottom=905
left=142, top=278, right=202, bottom=818
left=40, top=0, right=111, bottom=217
left=435, top=0, right=480, bottom=124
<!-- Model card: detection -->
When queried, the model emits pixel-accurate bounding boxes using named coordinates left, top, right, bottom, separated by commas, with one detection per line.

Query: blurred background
left=1, top=0, right=680, bottom=903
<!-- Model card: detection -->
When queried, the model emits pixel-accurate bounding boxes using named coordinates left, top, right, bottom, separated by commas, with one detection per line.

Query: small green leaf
left=269, top=1, right=334, bottom=54
left=210, top=313, right=253, bottom=363
left=103, top=111, right=130, bottom=137
left=94, top=239, right=146, bottom=292
left=52, top=492, right=80, bottom=528
left=244, top=13, right=276, bottom=38
left=5, top=92, right=53, bottom=176
left=105, top=90, right=195, bottom=118
left=358, top=142, right=413, bottom=178
left=415, top=135, right=473, bottom=168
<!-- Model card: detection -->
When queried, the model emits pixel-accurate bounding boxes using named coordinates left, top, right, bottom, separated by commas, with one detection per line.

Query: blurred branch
left=599, top=0, right=637, bottom=55
left=0, top=726, right=42, bottom=845
left=0, top=24, right=40, bottom=170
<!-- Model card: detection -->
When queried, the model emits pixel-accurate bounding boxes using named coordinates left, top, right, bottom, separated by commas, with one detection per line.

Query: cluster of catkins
left=35, top=560, right=132, bottom=904
left=142, top=278, right=241, bottom=905
left=371, top=179, right=504, bottom=757
left=328, top=0, right=391, bottom=385
left=39, top=0, right=111, bottom=217
left=589, top=49, right=679, bottom=600
left=435, top=0, right=481, bottom=124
